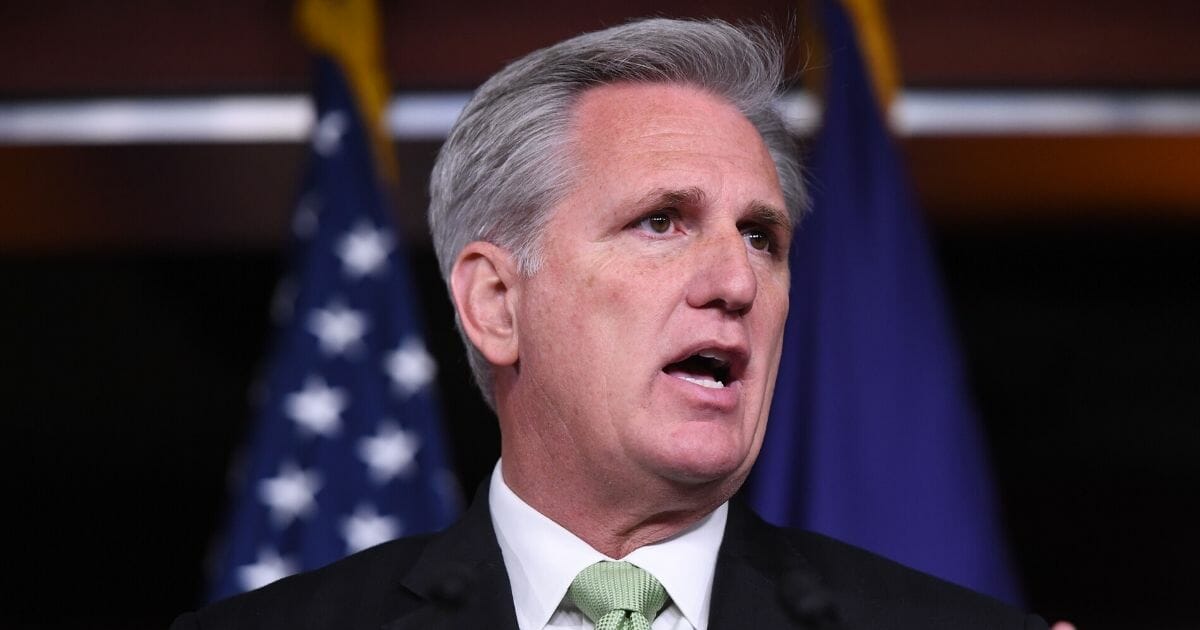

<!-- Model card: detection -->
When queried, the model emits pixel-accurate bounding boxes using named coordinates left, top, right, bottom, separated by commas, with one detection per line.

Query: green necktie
left=568, top=561, right=668, bottom=630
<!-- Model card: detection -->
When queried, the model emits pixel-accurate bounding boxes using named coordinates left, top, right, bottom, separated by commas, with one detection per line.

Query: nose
left=685, top=230, right=758, bottom=315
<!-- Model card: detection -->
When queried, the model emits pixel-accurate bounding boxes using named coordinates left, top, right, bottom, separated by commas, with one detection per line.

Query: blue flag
left=747, top=0, right=1022, bottom=603
left=208, top=56, right=459, bottom=601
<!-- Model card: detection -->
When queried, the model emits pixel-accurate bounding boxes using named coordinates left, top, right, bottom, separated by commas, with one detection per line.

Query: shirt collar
left=488, top=461, right=727, bottom=630
left=624, top=504, right=726, bottom=630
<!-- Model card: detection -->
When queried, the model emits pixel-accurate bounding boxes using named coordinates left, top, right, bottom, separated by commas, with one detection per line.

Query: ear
left=449, top=241, right=520, bottom=367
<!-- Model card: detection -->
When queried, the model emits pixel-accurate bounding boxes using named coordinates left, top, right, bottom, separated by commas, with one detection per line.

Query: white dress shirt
left=488, top=461, right=727, bottom=630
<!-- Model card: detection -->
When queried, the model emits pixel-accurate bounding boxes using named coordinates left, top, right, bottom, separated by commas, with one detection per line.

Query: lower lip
left=660, top=371, right=741, bottom=411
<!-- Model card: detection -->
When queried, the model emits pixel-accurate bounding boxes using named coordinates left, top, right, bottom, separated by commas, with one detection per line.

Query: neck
left=500, top=452, right=731, bottom=558
left=492, top=374, right=746, bottom=557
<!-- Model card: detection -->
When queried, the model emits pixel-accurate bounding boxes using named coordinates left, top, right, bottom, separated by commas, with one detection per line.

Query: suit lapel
left=381, top=487, right=520, bottom=630
left=708, top=501, right=843, bottom=630
left=377, top=487, right=844, bottom=629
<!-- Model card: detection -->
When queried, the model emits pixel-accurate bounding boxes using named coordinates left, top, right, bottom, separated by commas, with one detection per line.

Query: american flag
left=207, top=51, right=460, bottom=601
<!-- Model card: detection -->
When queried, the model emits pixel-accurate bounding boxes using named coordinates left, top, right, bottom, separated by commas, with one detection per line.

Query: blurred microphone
left=427, top=562, right=477, bottom=610
left=778, top=568, right=844, bottom=630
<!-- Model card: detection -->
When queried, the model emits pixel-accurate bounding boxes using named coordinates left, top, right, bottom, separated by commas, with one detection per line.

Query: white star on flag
left=258, top=462, right=322, bottom=527
left=284, top=377, right=348, bottom=436
left=211, top=38, right=462, bottom=601
left=235, top=547, right=296, bottom=592
left=313, top=110, right=349, bottom=156
left=336, top=221, right=394, bottom=278
left=307, top=302, right=369, bottom=356
left=237, top=548, right=298, bottom=592
left=358, top=421, right=421, bottom=483
left=385, top=337, right=437, bottom=396
left=340, top=504, right=403, bottom=554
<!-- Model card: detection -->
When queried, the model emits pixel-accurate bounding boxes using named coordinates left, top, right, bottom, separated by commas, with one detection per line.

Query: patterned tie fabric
left=568, top=561, right=668, bottom=630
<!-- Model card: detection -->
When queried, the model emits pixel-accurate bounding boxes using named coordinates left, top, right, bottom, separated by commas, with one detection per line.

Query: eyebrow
left=634, top=186, right=707, bottom=210
left=635, top=186, right=792, bottom=233
left=745, top=201, right=793, bottom=233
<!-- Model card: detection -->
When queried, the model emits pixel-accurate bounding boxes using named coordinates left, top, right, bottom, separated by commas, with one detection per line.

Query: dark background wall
left=2, top=2, right=1198, bottom=628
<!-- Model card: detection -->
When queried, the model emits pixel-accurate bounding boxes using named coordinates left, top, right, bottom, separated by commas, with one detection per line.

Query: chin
left=648, top=431, right=754, bottom=487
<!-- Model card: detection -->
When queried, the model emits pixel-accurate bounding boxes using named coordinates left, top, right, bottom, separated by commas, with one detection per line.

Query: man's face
left=510, top=82, right=791, bottom=495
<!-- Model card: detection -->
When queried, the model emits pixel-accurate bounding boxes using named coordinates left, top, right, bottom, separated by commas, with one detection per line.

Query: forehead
left=557, top=81, right=786, bottom=222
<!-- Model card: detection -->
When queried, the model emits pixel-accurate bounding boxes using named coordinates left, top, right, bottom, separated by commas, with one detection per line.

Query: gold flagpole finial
left=839, top=0, right=902, bottom=115
left=295, top=0, right=398, bottom=182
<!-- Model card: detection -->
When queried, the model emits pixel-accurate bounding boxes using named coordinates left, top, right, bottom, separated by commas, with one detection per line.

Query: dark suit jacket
left=171, top=491, right=1046, bottom=629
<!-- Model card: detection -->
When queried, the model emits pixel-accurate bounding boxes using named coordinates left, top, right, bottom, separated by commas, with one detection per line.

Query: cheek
left=756, top=269, right=790, bottom=328
left=583, top=250, right=662, bottom=314
left=526, top=263, right=633, bottom=361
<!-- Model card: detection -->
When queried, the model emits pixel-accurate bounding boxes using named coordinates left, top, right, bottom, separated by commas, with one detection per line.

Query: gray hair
left=428, top=17, right=807, bottom=407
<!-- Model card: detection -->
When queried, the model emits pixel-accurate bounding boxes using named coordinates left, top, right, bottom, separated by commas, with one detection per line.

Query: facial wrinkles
left=590, top=191, right=781, bottom=399
left=523, top=243, right=631, bottom=483
left=576, top=97, right=767, bottom=200
left=544, top=225, right=678, bottom=487
left=509, top=83, right=790, bottom=520
left=514, top=262, right=585, bottom=451
left=751, top=290, right=788, bottom=420
left=630, top=105, right=769, bottom=167
left=515, top=352, right=569, bottom=455
left=693, top=221, right=785, bottom=435
left=588, top=252, right=660, bottom=460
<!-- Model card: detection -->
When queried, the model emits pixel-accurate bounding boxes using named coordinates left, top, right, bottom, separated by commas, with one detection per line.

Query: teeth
left=696, top=350, right=730, bottom=365
left=675, top=374, right=725, bottom=389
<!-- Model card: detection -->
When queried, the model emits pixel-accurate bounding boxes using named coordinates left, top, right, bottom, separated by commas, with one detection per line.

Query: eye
left=635, top=211, right=676, bottom=235
left=742, top=226, right=774, bottom=252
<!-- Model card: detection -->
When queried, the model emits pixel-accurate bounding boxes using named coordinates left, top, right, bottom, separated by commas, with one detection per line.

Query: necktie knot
left=568, top=561, right=667, bottom=630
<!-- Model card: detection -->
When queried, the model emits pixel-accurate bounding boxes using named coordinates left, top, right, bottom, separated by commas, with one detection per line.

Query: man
left=172, top=18, right=1048, bottom=629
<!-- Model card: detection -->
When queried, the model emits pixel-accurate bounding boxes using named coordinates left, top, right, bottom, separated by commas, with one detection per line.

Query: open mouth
left=663, top=351, right=733, bottom=389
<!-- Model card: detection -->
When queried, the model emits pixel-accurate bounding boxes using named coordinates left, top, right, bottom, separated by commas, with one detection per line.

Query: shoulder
left=723, top=505, right=1047, bottom=629
left=171, top=534, right=435, bottom=630
left=792, top=529, right=1043, bottom=628
left=172, top=486, right=507, bottom=630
